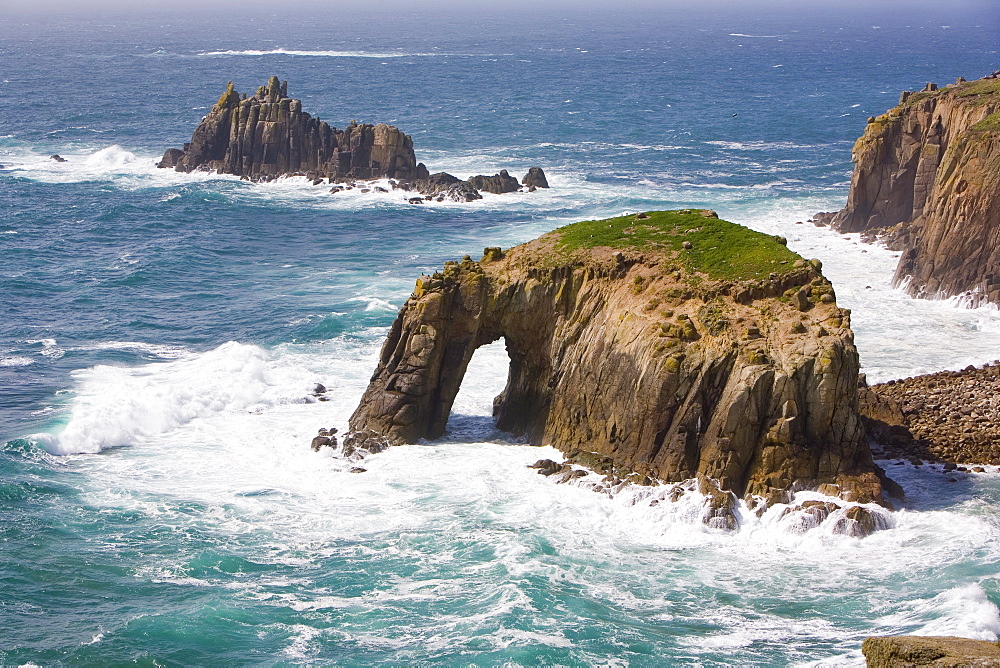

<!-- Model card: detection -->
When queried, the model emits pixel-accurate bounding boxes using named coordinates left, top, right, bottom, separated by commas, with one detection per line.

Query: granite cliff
left=159, top=77, right=550, bottom=200
left=825, top=74, right=1000, bottom=305
left=347, top=210, right=891, bottom=512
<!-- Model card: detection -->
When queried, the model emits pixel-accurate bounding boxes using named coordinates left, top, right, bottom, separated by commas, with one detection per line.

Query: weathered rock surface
left=159, top=77, right=429, bottom=183
left=348, top=209, right=892, bottom=507
left=860, top=363, right=1000, bottom=465
left=826, top=75, right=1000, bottom=305
left=863, top=635, right=1000, bottom=667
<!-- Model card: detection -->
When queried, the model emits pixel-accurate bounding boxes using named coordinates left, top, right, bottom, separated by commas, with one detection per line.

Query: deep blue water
left=2, top=3, right=1000, bottom=665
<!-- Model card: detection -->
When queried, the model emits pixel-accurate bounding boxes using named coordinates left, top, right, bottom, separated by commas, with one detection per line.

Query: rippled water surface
left=2, top=3, right=1000, bottom=665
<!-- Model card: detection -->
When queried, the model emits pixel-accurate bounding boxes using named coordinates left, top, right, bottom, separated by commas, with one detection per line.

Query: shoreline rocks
left=160, top=77, right=550, bottom=202
left=860, top=363, right=1000, bottom=466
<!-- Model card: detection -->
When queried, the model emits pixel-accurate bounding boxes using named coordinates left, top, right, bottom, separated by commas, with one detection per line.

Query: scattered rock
left=862, top=363, right=1000, bottom=465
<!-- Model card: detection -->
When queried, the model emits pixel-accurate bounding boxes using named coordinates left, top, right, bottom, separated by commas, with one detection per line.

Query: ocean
left=2, top=3, right=1000, bottom=664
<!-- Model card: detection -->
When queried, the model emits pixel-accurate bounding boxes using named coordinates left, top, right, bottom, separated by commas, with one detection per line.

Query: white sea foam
left=25, top=338, right=65, bottom=359
left=0, top=356, right=34, bottom=367
left=347, top=296, right=398, bottom=312
left=39, top=341, right=324, bottom=455
left=37, top=323, right=1000, bottom=664
left=195, top=48, right=450, bottom=58
left=877, top=583, right=1000, bottom=641
left=81, top=340, right=192, bottom=360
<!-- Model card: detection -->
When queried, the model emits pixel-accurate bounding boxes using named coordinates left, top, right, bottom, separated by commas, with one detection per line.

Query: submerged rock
left=347, top=209, right=893, bottom=508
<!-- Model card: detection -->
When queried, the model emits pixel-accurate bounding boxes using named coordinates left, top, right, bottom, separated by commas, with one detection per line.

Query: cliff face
left=349, top=210, right=887, bottom=507
left=159, top=77, right=429, bottom=183
left=831, top=75, right=1000, bottom=304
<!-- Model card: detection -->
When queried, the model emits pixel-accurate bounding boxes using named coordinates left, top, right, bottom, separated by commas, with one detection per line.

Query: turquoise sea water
left=2, top=4, right=1000, bottom=665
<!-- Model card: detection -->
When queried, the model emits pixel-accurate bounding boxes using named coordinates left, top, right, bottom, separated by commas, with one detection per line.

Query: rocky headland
left=816, top=72, right=1000, bottom=305
left=343, top=209, right=897, bottom=527
left=159, top=77, right=548, bottom=202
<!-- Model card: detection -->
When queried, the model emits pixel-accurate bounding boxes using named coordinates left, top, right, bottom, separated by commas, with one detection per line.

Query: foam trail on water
left=194, top=48, right=453, bottom=58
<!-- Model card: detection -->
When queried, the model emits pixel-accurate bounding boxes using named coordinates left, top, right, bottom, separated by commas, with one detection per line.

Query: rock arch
left=348, top=213, right=889, bottom=507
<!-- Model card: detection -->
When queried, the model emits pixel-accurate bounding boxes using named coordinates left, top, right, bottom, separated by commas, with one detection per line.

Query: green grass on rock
left=554, top=210, right=801, bottom=282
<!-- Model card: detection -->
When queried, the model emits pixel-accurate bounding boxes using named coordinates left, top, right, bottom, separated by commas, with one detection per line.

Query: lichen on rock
left=347, top=210, right=893, bottom=510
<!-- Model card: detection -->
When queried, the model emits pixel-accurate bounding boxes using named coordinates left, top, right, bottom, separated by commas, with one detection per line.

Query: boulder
left=467, top=169, right=520, bottom=194
left=862, top=635, right=1000, bottom=667
left=157, top=148, right=184, bottom=168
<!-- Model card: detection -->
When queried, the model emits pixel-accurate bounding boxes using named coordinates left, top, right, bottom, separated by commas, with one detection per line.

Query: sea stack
left=160, top=77, right=553, bottom=201
left=347, top=210, right=891, bottom=513
left=827, top=73, right=1000, bottom=305
left=158, top=76, right=430, bottom=183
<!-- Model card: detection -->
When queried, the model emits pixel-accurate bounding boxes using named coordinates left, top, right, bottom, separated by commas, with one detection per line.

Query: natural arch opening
left=444, top=339, right=513, bottom=442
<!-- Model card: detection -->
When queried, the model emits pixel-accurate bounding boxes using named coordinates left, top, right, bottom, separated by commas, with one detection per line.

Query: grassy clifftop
left=553, top=209, right=801, bottom=281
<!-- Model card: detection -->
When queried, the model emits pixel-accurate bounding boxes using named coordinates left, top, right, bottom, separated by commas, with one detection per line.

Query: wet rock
left=50, top=154, right=67, bottom=163
left=699, top=476, right=738, bottom=531
left=832, top=505, right=887, bottom=537
left=529, top=459, right=562, bottom=476
left=341, top=428, right=389, bottom=460
left=157, top=148, right=183, bottom=168
left=521, top=166, right=549, bottom=189
left=467, top=169, right=520, bottom=194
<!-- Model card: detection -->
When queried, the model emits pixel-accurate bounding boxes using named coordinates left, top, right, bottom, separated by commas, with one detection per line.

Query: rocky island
left=159, top=76, right=549, bottom=202
left=344, top=210, right=896, bottom=526
left=819, top=73, right=1000, bottom=305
